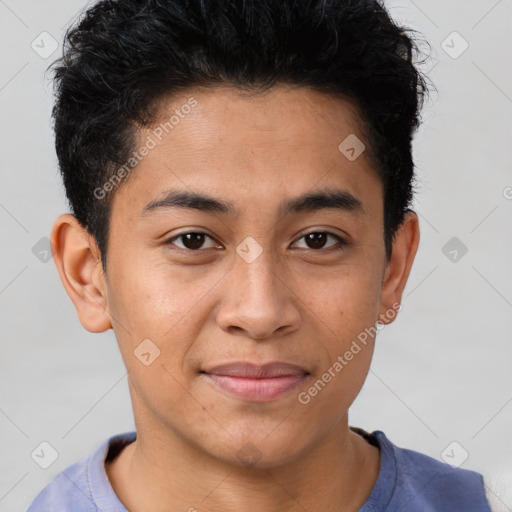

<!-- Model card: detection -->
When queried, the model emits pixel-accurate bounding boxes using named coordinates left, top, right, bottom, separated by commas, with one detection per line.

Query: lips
left=201, top=362, right=309, bottom=402
left=203, top=361, right=309, bottom=378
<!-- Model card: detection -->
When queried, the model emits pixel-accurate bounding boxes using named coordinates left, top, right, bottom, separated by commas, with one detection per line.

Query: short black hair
left=50, top=0, right=431, bottom=271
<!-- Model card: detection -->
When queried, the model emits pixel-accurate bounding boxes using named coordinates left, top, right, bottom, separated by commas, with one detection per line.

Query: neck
left=106, top=418, right=380, bottom=512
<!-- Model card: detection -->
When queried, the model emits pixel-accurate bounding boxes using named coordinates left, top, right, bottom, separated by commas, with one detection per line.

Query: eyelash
left=164, top=231, right=348, bottom=253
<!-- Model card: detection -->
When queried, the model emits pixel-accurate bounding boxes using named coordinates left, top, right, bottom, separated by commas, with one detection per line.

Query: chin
left=203, top=428, right=314, bottom=470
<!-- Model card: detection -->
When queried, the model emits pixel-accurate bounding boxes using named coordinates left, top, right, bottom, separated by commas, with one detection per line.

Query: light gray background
left=1, top=0, right=511, bottom=510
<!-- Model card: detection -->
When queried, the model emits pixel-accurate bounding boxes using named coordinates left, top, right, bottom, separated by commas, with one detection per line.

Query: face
left=96, top=85, right=399, bottom=467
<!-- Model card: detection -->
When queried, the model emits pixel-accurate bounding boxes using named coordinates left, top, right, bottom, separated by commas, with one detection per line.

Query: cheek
left=297, top=314, right=376, bottom=419
left=108, top=259, right=216, bottom=340
left=298, top=262, right=382, bottom=337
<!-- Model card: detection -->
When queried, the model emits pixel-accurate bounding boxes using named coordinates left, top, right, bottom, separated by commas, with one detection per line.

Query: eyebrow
left=140, top=188, right=365, bottom=218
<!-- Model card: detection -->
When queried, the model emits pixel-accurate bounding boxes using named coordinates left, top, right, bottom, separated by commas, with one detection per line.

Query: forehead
left=111, top=84, right=382, bottom=221
left=150, top=84, right=370, bottom=157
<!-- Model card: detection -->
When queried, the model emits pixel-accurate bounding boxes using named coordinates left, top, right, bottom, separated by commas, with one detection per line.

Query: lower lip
left=202, top=373, right=307, bottom=402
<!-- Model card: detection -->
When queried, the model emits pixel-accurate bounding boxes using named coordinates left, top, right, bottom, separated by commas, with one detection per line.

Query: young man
left=28, top=0, right=492, bottom=510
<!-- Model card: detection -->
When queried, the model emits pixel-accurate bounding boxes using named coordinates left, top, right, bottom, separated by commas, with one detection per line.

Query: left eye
left=166, top=231, right=346, bottom=252
left=292, top=232, right=346, bottom=251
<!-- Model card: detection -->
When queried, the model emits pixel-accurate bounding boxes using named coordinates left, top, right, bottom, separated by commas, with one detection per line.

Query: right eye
left=164, top=231, right=223, bottom=251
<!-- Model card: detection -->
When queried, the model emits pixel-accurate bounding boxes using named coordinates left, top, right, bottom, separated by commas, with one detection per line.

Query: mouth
left=200, top=361, right=310, bottom=402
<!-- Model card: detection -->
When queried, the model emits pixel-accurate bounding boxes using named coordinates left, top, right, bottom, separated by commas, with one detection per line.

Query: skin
left=51, top=84, right=420, bottom=512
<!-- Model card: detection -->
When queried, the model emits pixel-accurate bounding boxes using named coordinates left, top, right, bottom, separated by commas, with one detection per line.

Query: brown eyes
left=165, top=231, right=348, bottom=252
left=296, top=232, right=345, bottom=250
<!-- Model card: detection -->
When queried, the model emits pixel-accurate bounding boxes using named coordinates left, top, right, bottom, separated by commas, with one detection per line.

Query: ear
left=378, top=210, right=420, bottom=324
left=51, top=214, right=112, bottom=333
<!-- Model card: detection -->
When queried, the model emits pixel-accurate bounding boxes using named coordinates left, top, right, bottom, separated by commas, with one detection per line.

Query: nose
left=215, top=248, right=301, bottom=341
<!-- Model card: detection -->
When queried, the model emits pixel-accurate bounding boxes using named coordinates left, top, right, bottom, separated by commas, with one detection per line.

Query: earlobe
left=378, top=210, right=420, bottom=324
left=51, top=214, right=112, bottom=333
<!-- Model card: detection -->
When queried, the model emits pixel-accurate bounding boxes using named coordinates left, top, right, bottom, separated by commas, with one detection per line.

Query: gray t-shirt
left=26, top=427, right=492, bottom=511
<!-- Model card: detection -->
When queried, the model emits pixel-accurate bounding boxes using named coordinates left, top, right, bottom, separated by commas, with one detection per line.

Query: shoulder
left=26, top=432, right=136, bottom=512
left=371, top=430, right=492, bottom=512
left=26, top=451, right=97, bottom=511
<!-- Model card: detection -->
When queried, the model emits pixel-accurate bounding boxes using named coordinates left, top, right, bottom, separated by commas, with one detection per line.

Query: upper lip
left=202, top=362, right=309, bottom=378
